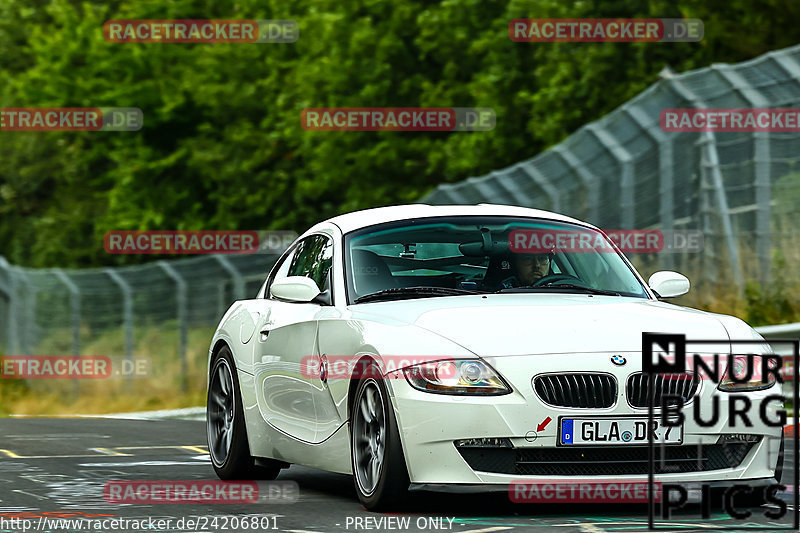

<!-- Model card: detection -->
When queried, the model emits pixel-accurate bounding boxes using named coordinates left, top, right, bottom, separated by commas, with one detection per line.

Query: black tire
left=350, top=367, right=410, bottom=511
left=774, top=433, right=785, bottom=484
left=207, top=346, right=281, bottom=480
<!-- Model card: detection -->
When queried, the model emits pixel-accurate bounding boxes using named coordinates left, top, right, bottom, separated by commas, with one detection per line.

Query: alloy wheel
left=208, top=358, right=236, bottom=467
left=353, top=380, right=386, bottom=495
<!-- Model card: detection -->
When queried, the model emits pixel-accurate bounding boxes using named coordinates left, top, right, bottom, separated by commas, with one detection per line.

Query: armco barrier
left=757, top=322, right=799, bottom=386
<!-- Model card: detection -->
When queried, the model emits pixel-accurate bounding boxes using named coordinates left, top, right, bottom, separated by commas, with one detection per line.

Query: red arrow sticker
left=537, top=416, right=552, bottom=432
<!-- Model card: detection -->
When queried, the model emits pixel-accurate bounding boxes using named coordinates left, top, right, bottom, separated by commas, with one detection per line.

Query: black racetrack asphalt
left=0, top=417, right=795, bottom=533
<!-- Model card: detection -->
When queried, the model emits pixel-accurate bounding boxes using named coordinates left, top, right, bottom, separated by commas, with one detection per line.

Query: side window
left=288, top=235, right=334, bottom=292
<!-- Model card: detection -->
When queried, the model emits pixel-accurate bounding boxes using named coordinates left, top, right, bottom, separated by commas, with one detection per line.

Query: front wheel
left=207, top=346, right=281, bottom=480
left=351, top=372, right=410, bottom=510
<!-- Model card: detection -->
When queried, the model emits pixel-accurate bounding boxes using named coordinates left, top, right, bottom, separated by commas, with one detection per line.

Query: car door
left=304, top=237, right=347, bottom=443
left=255, top=235, right=331, bottom=443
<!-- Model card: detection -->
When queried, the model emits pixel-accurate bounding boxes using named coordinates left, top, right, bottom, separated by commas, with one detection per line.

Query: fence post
left=553, top=145, right=601, bottom=224
left=586, top=124, right=635, bottom=229
left=517, top=162, right=561, bottom=212
left=217, top=284, right=227, bottom=320
left=422, top=183, right=470, bottom=204
left=624, top=104, right=675, bottom=270
left=698, top=144, right=717, bottom=283
left=665, top=76, right=744, bottom=290
left=53, top=269, right=81, bottom=398
left=491, top=169, right=534, bottom=207
left=52, top=269, right=81, bottom=356
left=105, top=269, right=134, bottom=379
left=158, top=261, right=188, bottom=393
left=700, top=135, right=744, bottom=289
left=0, top=257, right=17, bottom=354
left=465, top=174, right=505, bottom=204
left=714, top=65, right=773, bottom=286
left=16, top=270, right=36, bottom=355
left=214, top=255, right=245, bottom=302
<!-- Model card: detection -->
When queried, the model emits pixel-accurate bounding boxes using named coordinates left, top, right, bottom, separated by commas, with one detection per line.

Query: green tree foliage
left=3, top=0, right=800, bottom=267
left=745, top=251, right=800, bottom=326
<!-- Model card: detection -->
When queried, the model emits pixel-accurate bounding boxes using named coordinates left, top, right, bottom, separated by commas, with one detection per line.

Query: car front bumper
left=389, top=352, right=784, bottom=487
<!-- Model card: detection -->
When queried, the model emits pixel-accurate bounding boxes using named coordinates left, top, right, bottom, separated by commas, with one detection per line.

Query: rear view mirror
left=270, top=276, right=321, bottom=302
left=648, top=271, right=690, bottom=298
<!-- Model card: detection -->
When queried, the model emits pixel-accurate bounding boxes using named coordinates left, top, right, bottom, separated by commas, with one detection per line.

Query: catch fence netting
left=422, top=44, right=800, bottom=289
left=3, top=45, right=800, bottom=376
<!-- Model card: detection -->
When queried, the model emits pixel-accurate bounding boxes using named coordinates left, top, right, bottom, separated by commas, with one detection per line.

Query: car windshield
left=344, top=216, right=649, bottom=303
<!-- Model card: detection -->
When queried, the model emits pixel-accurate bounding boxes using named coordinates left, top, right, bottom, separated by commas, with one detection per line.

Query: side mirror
left=648, top=271, right=690, bottom=299
left=270, top=276, right=321, bottom=303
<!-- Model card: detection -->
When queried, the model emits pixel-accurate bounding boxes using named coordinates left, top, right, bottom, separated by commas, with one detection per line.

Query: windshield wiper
left=497, top=283, right=622, bottom=296
left=353, top=286, right=485, bottom=304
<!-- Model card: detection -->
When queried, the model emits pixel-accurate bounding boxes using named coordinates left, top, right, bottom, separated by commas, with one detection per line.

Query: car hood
left=350, top=294, right=732, bottom=356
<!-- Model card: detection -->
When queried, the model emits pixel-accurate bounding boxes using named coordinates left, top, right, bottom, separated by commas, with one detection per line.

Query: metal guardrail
left=756, top=322, right=800, bottom=339
left=755, top=322, right=799, bottom=384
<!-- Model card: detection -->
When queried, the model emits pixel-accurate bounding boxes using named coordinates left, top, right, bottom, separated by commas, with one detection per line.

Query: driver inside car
left=497, top=251, right=552, bottom=289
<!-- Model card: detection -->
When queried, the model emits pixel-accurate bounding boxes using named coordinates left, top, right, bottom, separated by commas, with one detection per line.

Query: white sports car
left=206, top=204, right=783, bottom=510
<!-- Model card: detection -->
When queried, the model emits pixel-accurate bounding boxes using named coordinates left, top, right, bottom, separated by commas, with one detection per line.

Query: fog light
left=454, top=438, right=512, bottom=448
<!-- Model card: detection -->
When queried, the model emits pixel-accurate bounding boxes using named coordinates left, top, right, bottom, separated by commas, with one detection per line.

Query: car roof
left=311, top=204, right=594, bottom=235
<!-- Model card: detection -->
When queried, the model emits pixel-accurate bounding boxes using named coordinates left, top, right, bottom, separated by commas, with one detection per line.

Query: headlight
left=402, top=359, right=511, bottom=395
left=718, top=354, right=778, bottom=392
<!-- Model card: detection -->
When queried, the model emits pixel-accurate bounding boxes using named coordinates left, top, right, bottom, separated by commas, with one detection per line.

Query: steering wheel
left=530, top=273, right=582, bottom=287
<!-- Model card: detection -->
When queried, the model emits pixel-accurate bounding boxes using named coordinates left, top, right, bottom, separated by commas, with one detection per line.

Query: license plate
left=560, top=417, right=683, bottom=446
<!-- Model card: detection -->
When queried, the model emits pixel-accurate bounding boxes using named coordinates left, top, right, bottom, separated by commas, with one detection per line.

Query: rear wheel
left=207, top=346, right=282, bottom=480
left=351, top=368, right=410, bottom=510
